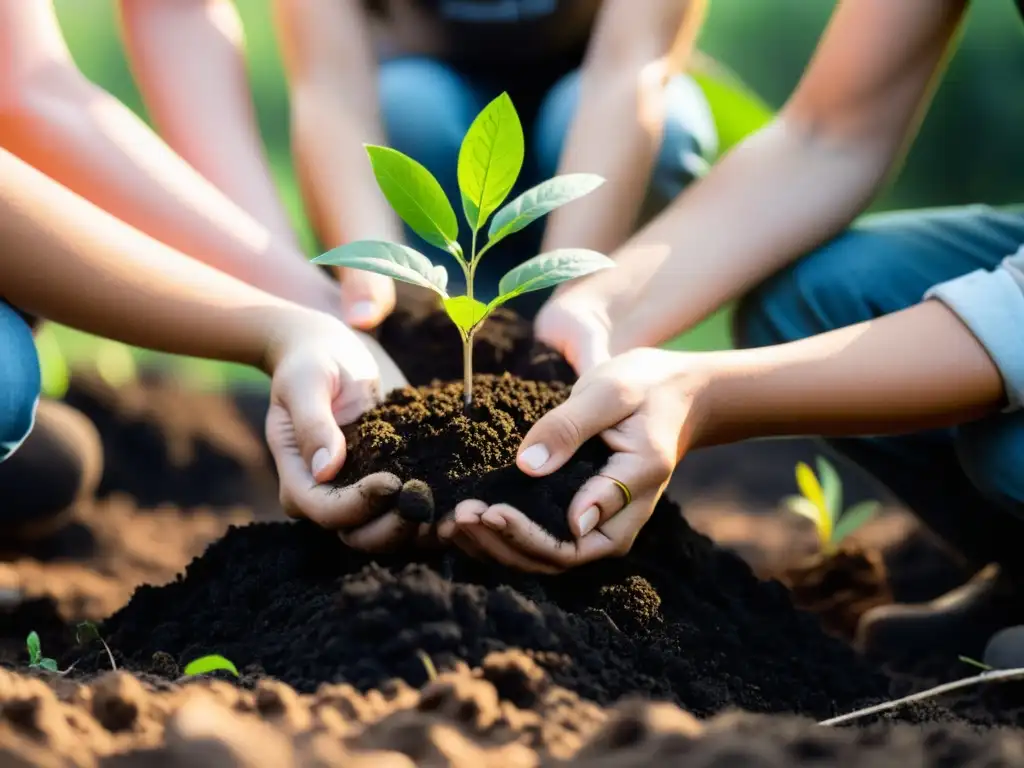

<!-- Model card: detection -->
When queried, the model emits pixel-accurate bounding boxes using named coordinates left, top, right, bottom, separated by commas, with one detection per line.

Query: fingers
left=516, top=376, right=637, bottom=478
left=284, top=469, right=401, bottom=527
left=271, top=376, right=349, bottom=483
left=339, top=511, right=419, bottom=553
left=475, top=503, right=604, bottom=568
left=565, top=448, right=664, bottom=537
left=448, top=501, right=564, bottom=573
left=340, top=269, right=396, bottom=330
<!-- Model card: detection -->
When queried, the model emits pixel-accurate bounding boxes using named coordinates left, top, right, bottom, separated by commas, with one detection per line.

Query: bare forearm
left=291, top=89, right=404, bottom=247
left=0, top=149, right=304, bottom=369
left=1, top=66, right=334, bottom=312
left=541, top=68, right=665, bottom=255
left=603, top=120, right=891, bottom=350
left=544, top=0, right=705, bottom=256
left=702, top=301, right=1006, bottom=445
left=119, top=0, right=297, bottom=246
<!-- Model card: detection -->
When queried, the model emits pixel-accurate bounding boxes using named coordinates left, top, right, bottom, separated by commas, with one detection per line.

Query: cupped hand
left=263, top=309, right=419, bottom=552
left=438, top=349, right=712, bottom=573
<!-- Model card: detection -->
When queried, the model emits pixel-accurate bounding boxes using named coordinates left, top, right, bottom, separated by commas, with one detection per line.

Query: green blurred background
left=39, top=0, right=1024, bottom=395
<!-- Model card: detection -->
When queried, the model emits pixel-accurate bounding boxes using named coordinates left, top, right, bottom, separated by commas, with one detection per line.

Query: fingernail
left=577, top=506, right=599, bottom=537
left=346, top=301, right=377, bottom=325
left=311, top=448, right=331, bottom=478
left=482, top=512, right=507, bottom=531
left=519, top=444, right=550, bottom=471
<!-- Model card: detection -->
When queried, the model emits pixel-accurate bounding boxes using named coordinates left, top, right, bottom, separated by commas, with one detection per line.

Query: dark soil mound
left=92, top=467, right=888, bottom=722
left=75, top=310, right=887, bottom=721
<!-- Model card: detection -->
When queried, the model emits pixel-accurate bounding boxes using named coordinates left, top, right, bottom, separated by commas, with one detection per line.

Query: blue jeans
left=0, top=300, right=41, bottom=463
left=735, top=205, right=1024, bottom=577
left=379, top=57, right=717, bottom=316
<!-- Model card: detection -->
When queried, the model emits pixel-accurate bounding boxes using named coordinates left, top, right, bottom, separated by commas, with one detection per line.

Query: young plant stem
left=462, top=229, right=479, bottom=413
left=463, top=330, right=474, bottom=414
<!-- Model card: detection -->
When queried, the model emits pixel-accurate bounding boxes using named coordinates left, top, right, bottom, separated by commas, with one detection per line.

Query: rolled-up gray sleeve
left=924, top=244, right=1024, bottom=411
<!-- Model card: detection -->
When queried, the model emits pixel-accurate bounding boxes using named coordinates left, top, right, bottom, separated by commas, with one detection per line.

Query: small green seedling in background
left=959, top=655, right=994, bottom=672
left=782, top=456, right=881, bottom=556
left=77, top=621, right=116, bottom=671
left=184, top=654, right=240, bottom=678
left=26, top=631, right=58, bottom=672
left=313, top=92, right=614, bottom=409
left=416, top=650, right=438, bottom=682
left=25, top=631, right=75, bottom=675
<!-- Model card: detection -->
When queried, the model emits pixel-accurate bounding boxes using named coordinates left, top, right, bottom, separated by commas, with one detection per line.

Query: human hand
left=438, top=349, right=713, bottom=572
left=339, top=268, right=396, bottom=331
left=534, top=290, right=615, bottom=375
left=263, top=308, right=416, bottom=550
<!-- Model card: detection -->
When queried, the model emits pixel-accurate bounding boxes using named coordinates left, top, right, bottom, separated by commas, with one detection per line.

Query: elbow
left=779, top=97, right=902, bottom=170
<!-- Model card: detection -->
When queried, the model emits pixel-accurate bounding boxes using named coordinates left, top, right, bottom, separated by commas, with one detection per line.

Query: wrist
left=667, top=349, right=763, bottom=450
left=259, top=304, right=336, bottom=376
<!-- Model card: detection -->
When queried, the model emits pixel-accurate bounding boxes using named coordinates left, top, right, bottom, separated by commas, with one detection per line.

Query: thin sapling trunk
left=463, top=332, right=473, bottom=414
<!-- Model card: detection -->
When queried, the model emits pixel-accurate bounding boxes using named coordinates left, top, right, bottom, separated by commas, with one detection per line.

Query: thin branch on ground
left=819, top=667, right=1024, bottom=726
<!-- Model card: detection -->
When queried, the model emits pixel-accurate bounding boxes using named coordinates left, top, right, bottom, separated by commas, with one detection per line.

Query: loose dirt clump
left=780, top=546, right=893, bottom=640
left=4, top=659, right=1024, bottom=768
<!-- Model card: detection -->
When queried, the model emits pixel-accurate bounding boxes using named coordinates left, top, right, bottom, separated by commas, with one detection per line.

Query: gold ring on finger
left=598, top=474, right=632, bottom=507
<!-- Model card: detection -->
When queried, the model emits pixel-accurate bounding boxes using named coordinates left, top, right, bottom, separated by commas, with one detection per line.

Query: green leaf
left=443, top=296, right=489, bottom=334
left=184, top=654, right=240, bottom=678
left=39, top=658, right=59, bottom=672
left=26, top=632, right=41, bottom=665
left=365, top=145, right=459, bottom=252
left=815, top=456, right=843, bottom=524
left=487, top=174, right=604, bottom=245
left=313, top=241, right=448, bottom=297
left=831, top=500, right=881, bottom=547
left=457, top=92, right=524, bottom=231
left=495, top=249, right=614, bottom=304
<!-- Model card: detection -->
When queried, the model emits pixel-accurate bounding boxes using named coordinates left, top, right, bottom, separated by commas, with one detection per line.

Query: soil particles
left=3, top=299, right=1024, bottom=766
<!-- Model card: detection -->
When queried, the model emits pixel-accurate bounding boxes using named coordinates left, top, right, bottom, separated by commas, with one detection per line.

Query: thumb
left=339, top=268, right=396, bottom=330
left=516, top=378, right=635, bottom=477
left=276, top=374, right=347, bottom=483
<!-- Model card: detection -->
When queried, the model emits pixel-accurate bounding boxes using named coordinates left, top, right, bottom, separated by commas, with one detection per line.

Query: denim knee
left=0, top=302, right=41, bottom=462
left=734, top=229, right=926, bottom=349
left=956, top=412, right=1024, bottom=514
left=533, top=70, right=717, bottom=201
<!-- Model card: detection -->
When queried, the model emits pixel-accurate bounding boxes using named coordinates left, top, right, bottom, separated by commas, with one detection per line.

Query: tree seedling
left=77, top=621, right=116, bottom=671
left=183, top=654, right=240, bottom=678
left=25, top=631, right=75, bottom=675
left=312, top=92, right=614, bottom=410
left=782, top=456, right=881, bottom=556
